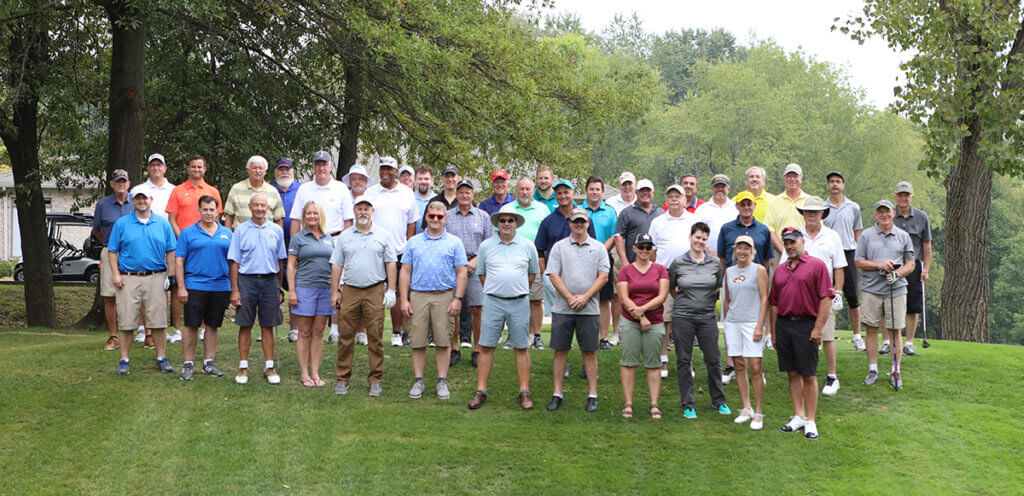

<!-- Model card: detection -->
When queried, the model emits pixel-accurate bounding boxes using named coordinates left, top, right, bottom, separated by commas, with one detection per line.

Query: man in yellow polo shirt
left=224, top=155, right=285, bottom=230
left=764, top=163, right=810, bottom=255
left=733, top=166, right=775, bottom=223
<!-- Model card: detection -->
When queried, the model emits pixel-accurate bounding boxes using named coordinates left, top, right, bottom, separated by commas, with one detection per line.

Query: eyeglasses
left=634, top=245, right=653, bottom=251
left=570, top=219, right=588, bottom=224
left=427, top=214, right=445, bottom=220
left=498, top=218, right=517, bottom=224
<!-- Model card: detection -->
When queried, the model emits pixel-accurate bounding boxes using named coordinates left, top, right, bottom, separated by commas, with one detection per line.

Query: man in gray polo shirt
left=545, top=208, right=610, bottom=413
left=330, top=197, right=398, bottom=396
left=855, top=200, right=915, bottom=389
left=467, top=210, right=540, bottom=411
left=824, top=171, right=865, bottom=351
left=892, top=181, right=932, bottom=356
left=445, top=179, right=493, bottom=367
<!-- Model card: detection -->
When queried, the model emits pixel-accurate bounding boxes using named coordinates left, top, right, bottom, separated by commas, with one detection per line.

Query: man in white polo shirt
left=290, top=151, right=355, bottom=239
left=648, top=183, right=699, bottom=367
left=695, top=174, right=737, bottom=259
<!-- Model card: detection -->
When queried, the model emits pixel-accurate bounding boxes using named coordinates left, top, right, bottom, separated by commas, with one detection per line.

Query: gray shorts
left=465, top=273, right=483, bottom=307
left=234, top=274, right=283, bottom=328
left=550, top=313, right=599, bottom=352
left=479, top=294, right=530, bottom=349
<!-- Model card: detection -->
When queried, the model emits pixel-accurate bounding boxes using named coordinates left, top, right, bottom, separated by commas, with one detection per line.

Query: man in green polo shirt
left=505, top=177, right=551, bottom=350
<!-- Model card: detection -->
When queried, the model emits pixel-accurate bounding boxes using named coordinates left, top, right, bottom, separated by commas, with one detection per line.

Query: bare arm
left=921, top=241, right=932, bottom=281
left=406, top=223, right=415, bottom=240
left=287, top=254, right=298, bottom=306
left=833, top=268, right=844, bottom=294
left=229, top=261, right=241, bottom=307
left=330, top=263, right=343, bottom=309
left=290, top=220, right=300, bottom=238
left=615, top=235, right=628, bottom=263
left=109, top=251, right=123, bottom=288
left=755, top=266, right=769, bottom=339
left=175, top=257, right=188, bottom=304
left=165, top=251, right=175, bottom=278
left=224, top=214, right=234, bottom=230
left=168, top=213, right=182, bottom=237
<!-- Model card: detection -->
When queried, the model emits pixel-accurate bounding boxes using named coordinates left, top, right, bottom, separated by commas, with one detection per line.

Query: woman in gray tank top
left=722, top=235, right=769, bottom=430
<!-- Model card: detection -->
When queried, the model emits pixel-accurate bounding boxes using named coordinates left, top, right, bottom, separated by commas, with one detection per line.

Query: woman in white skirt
left=721, top=235, right=769, bottom=430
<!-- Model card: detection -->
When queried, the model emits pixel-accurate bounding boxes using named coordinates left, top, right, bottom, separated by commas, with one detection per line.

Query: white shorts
left=724, top=321, right=764, bottom=358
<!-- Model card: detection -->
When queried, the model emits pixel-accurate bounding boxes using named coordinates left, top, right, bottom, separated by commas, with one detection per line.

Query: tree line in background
left=3, top=1, right=1023, bottom=344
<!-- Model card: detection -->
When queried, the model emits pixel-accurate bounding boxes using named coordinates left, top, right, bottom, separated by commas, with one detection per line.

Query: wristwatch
left=453, top=295, right=464, bottom=300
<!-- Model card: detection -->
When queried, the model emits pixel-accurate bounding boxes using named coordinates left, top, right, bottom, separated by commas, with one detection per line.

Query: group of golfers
left=93, top=151, right=931, bottom=440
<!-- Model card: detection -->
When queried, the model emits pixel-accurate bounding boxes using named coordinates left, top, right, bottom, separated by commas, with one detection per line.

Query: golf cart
left=12, top=212, right=102, bottom=284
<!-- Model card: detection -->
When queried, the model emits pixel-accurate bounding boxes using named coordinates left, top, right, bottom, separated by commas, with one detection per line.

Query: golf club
left=921, top=280, right=930, bottom=348
left=889, top=269, right=901, bottom=391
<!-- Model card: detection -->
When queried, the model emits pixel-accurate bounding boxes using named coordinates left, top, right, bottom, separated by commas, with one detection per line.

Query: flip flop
left=312, top=378, right=326, bottom=387
left=300, top=378, right=316, bottom=388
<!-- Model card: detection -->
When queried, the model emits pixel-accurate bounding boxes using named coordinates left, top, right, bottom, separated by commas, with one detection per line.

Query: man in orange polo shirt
left=167, top=155, right=222, bottom=236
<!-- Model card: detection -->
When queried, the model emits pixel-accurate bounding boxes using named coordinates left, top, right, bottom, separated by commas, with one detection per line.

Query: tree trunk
left=0, top=19, right=57, bottom=328
left=940, top=119, right=992, bottom=342
left=336, top=65, right=363, bottom=179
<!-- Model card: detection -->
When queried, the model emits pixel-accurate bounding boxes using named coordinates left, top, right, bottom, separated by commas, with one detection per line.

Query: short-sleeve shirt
left=273, top=181, right=301, bottom=241
left=176, top=222, right=232, bottom=291
left=824, top=196, right=863, bottom=250
left=534, top=208, right=596, bottom=259
left=476, top=235, right=540, bottom=298
left=893, top=207, right=931, bottom=262
left=617, top=262, right=669, bottom=324
left=768, top=253, right=835, bottom=317
left=289, top=179, right=354, bottom=234
left=724, top=263, right=762, bottom=323
left=288, top=229, right=335, bottom=288
left=532, top=189, right=558, bottom=212
left=366, top=183, right=419, bottom=254
left=445, top=206, right=493, bottom=258
left=403, top=230, right=468, bottom=291
left=667, top=252, right=724, bottom=319
left=605, top=194, right=635, bottom=215
left=615, top=203, right=664, bottom=263
left=506, top=200, right=549, bottom=242
left=800, top=225, right=847, bottom=285
left=92, top=194, right=133, bottom=244
left=107, top=213, right=176, bottom=272
left=695, top=199, right=737, bottom=256
left=583, top=200, right=617, bottom=246
left=855, top=225, right=915, bottom=296
left=733, top=190, right=775, bottom=223
left=166, top=179, right=223, bottom=232
left=764, top=191, right=809, bottom=233
left=224, top=179, right=285, bottom=225
left=227, top=219, right=287, bottom=275
left=648, top=211, right=697, bottom=268
left=330, top=224, right=397, bottom=288
left=478, top=194, right=515, bottom=215
left=718, top=218, right=774, bottom=267
left=130, top=179, right=175, bottom=219
left=544, top=236, right=610, bottom=315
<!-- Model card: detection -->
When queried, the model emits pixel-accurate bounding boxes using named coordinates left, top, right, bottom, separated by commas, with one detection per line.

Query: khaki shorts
left=116, top=273, right=168, bottom=330
left=609, top=249, right=622, bottom=287
left=100, top=248, right=116, bottom=297
left=409, top=290, right=455, bottom=348
left=529, top=276, right=544, bottom=301
left=662, top=296, right=674, bottom=321
left=822, top=309, right=836, bottom=342
left=860, top=291, right=907, bottom=330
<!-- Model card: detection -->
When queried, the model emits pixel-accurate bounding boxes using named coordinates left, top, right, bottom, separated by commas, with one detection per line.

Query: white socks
left=239, top=360, right=249, bottom=369
left=869, top=363, right=878, bottom=372
left=330, top=324, right=339, bottom=336
left=265, top=360, right=274, bottom=370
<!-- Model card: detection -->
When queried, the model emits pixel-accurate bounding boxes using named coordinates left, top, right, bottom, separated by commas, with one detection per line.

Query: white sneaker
left=459, top=341, right=472, bottom=349
left=326, top=333, right=339, bottom=345
left=391, top=332, right=403, bottom=347
left=781, top=415, right=807, bottom=432
left=199, top=328, right=205, bottom=341
left=750, top=413, right=764, bottom=431
left=607, top=332, right=620, bottom=346
left=722, top=366, right=736, bottom=385
left=356, top=332, right=368, bottom=346
left=822, top=376, right=841, bottom=396
left=134, top=331, right=145, bottom=343
left=287, top=330, right=298, bottom=343
left=235, top=372, right=249, bottom=385
left=660, top=357, right=669, bottom=378
left=764, top=336, right=774, bottom=351
left=852, top=335, right=866, bottom=351
left=762, top=372, right=767, bottom=385
left=804, top=421, right=819, bottom=440
left=168, top=330, right=182, bottom=343
left=734, top=407, right=754, bottom=424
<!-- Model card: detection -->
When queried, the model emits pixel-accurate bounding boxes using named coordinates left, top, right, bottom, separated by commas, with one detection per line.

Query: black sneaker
left=449, top=349, right=461, bottom=367
left=401, top=331, right=411, bottom=347
left=585, top=397, right=598, bottom=413
left=471, top=351, right=479, bottom=368
left=546, top=395, right=563, bottom=411
left=599, top=339, right=611, bottom=350
left=202, top=361, right=224, bottom=377
left=156, top=357, right=175, bottom=374
left=180, top=363, right=194, bottom=381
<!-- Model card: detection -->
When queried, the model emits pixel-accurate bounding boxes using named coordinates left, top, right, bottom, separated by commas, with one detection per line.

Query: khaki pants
left=335, top=283, right=386, bottom=384
left=116, top=273, right=167, bottom=330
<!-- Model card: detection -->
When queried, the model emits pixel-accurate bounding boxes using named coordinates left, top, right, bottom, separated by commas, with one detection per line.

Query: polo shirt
left=694, top=198, right=737, bottom=256
left=506, top=200, right=549, bottom=242
left=227, top=219, right=287, bottom=275
left=273, top=181, right=301, bottom=241
left=648, top=210, right=698, bottom=268
left=717, top=218, right=774, bottom=267
left=544, top=236, right=610, bottom=315
left=224, top=179, right=285, bottom=225
left=289, top=179, right=354, bottom=234
left=764, top=190, right=809, bottom=233
left=605, top=194, right=635, bottom=215
left=107, top=213, right=176, bottom=272
left=175, top=222, right=232, bottom=291
left=288, top=228, right=335, bottom=288
left=667, top=251, right=723, bottom=319
left=583, top=200, right=617, bottom=246
left=534, top=207, right=596, bottom=259
left=768, top=253, right=835, bottom=317
left=366, top=183, right=419, bottom=254
left=476, top=235, right=540, bottom=298
left=893, top=207, right=931, bottom=262
left=130, top=179, right=175, bottom=218
left=661, top=197, right=704, bottom=213
left=478, top=193, right=514, bottom=215
left=800, top=225, right=847, bottom=285
left=823, top=196, right=863, bottom=250
left=414, top=191, right=433, bottom=234
left=614, top=203, right=664, bottom=263
left=420, top=191, right=459, bottom=229
left=403, top=230, right=468, bottom=291
left=330, top=224, right=397, bottom=288
left=166, top=179, right=222, bottom=232
left=855, top=225, right=914, bottom=297
left=92, top=194, right=133, bottom=244
left=733, top=189, right=775, bottom=223
left=445, top=206, right=493, bottom=258
left=532, top=189, right=558, bottom=212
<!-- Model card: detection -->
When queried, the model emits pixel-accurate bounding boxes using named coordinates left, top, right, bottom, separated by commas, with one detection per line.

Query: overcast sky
left=546, top=0, right=906, bottom=109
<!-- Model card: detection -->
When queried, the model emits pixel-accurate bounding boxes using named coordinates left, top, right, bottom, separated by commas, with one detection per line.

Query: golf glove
left=885, top=270, right=900, bottom=285
left=831, top=292, right=844, bottom=311
left=163, top=277, right=171, bottom=291
left=383, top=289, right=396, bottom=310
left=168, top=275, right=177, bottom=290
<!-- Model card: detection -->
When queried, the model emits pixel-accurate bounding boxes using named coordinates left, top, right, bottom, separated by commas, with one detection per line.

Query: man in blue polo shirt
left=535, top=179, right=595, bottom=324
left=92, top=169, right=134, bottom=351
left=718, top=191, right=774, bottom=268
left=478, top=169, right=515, bottom=214
left=107, top=188, right=177, bottom=376
left=228, top=193, right=288, bottom=385
left=174, top=194, right=232, bottom=380
left=274, top=158, right=301, bottom=342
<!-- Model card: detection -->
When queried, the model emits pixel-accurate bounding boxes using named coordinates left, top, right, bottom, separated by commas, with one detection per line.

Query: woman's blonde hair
left=302, top=201, right=328, bottom=234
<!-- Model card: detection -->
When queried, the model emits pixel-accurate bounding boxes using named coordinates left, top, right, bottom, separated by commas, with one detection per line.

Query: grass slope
left=0, top=324, right=1020, bottom=495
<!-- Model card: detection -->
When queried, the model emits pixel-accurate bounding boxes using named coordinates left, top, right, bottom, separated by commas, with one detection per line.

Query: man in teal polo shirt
left=532, top=165, right=558, bottom=212
left=582, top=175, right=619, bottom=350
left=506, top=177, right=550, bottom=349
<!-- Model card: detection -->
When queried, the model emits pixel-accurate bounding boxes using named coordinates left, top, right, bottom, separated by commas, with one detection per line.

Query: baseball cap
left=553, top=179, right=574, bottom=191
left=568, top=207, right=589, bottom=222
left=379, top=156, right=398, bottom=169
left=783, top=163, right=803, bottom=176
left=275, top=158, right=294, bottom=169
left=491, top=170, right=509, bottom=182
left=111, top=169, right=129, bottom=182
left=875, top=199, right=895, bottom=211
left=635, top=179, right=654, bottom=191
left=456, top=179, right=474, bottom=190
left=312, top=150, right=332, bottom=163
left=826, top=170, right=844, bottom=181
left=618, top=171, right=636, bottom=185
left=711, top=174, right=730, bottom=187
left=780, top=226, right=803, bottom=241
left=354, top=196, right=374, bottom=208
left=634, top=233, right=654, bottom=247
left=894, top=181, right=913, bottom=194
left=666, top=184, right=685, bottom=196
left=734, top=235, right=755, bottom=247
left=341, top=165, right=376, bottom=187
left=147, top=153, right=165, bottom=166
left=734, top=191, right=756, bottom=204
left=796, top=196, right=830, bottom=219
left=398, top=165, right=415, bottom=176
left=441, top=164, right=459, bottom=176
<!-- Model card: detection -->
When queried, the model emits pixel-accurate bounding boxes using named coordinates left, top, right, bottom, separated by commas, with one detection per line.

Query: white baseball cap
left=618, top=171, right=636, bottom=185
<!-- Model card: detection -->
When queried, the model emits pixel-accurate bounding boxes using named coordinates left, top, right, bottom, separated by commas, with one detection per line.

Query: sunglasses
left=634, top=245, right=653, bottom=251
left=427, top=214, right=445, bottom=220
left=497, top=218, right=517, bottom=224
left=570, top=219, right=588, bottom=224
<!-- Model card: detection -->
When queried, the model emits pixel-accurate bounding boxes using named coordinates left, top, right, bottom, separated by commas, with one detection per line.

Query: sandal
left=312, top=377, right=326, bottom=387
left=621, top=404, right=634, bottom=418
left=300, top=378, right=316, bottom=387
left=650, top=404, right=662, bottom=420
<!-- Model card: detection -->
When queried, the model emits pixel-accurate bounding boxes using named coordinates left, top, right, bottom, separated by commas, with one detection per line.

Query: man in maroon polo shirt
left=768, top=227, right=834, bottom=440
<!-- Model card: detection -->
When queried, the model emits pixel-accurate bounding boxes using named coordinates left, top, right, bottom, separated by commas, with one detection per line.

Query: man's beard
left=356, top=216, right=371, bottom=227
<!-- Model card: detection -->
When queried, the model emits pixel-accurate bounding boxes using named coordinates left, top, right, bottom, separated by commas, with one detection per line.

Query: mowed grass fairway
left=1, top=321, right=1021, bottom=495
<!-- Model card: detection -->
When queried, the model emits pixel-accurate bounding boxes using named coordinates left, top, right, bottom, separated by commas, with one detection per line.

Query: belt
left=466, top=254, right=476, bottom=259
left=346, top=281, right=385, bottom=289
left=241, top=273, right=277, bottom=278
left=488, top=294, right=527, bottom=301
left=413, top=289, right=451, bottom=294
left=780, top=314, right=814, bottom=321
left=330, top=231, right=343, bottom=237
left=120, top=270, right=164, bottom=276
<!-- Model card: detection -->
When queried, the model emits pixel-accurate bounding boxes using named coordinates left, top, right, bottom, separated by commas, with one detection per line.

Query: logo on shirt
left=732, top=275, right=746, bottom=283
left=220, top=234, right=229, bottom=239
